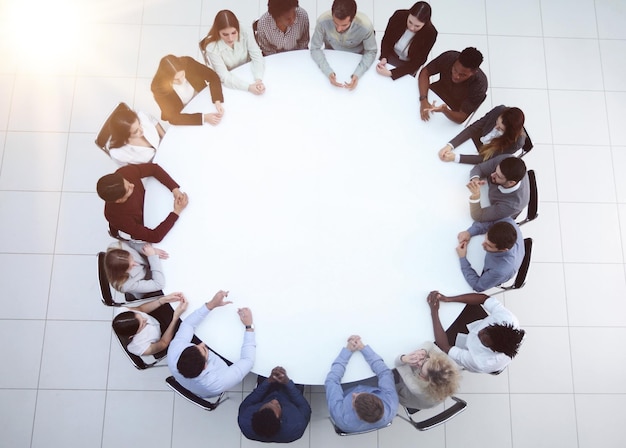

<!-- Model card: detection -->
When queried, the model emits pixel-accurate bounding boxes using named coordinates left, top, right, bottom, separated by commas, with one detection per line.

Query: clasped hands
left=248, top=80, right=266, bottom=95
left=268, top=366, right=290, bottom=384
left=346, top=334, right=365, bottom=352
left=203, top=101, right=225, bottom=125
left=401, top=349, right=428, bottom=368
left=172, top=188, right=189, bottom=215
left=375, top=58, right=392, bottom=77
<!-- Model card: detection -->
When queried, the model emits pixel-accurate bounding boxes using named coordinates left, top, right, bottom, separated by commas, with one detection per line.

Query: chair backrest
left=165, top=376, right=227, bottom=411
left=98, top=252, right=122, bottom=307
left=517, top=169, right=538, bottom=226
left=112, top=325, right=166, bottom=370
left=252, top=19, right=260, bottom=46
left=512, top=237, right=533, bottom=289
left=329, top=416, right=391, bottom=436
left=399, top=396, right=467, bottom=431
left=519, top=127, right=534, bottom=157
left=463, top=93, right=487, bottom=128
left=95, top=102, right=132, bottom=155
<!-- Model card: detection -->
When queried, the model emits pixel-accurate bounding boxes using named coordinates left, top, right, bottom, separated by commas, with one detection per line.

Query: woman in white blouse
left=107, top=107, right=165, bottom=166
left=200, top=10, right=266, bottom=95
left=112, top=292, right=188, bottom=357
left=105, top=241, right=167, bottom=298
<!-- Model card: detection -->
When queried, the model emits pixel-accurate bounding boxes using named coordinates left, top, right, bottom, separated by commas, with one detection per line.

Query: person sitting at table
left=439, top=105, right=526, bottom=164
left=467, top=155, right=529, bottom=222
left=310, top=0, right=377, bottom=91
left=456, top=218, right=524, bottom=292
left=112, top=292, right=188, bottom=357
left=167, top=290, right=256, bottom=398
left=256, top=0, right=310, bottom=56
left=376, top=2, right=437, bottom=81
left=200, top=10, right=266, bottom=95
left=96, top=163, right=189, bottom=243
left=427, top=291, right=525, bottom=374
left=238, top=366, right=311, bottom=443
left=418, top=47, right=487, bottom=124
left=151, top=54, right=225, bottom=126
left=105, top=107, right=165, bottom=166
left=105, top=240, right=167, bottom=298
left=325, top=335, right=398, bottom=433
left=393, top=341, right=460, bottom=411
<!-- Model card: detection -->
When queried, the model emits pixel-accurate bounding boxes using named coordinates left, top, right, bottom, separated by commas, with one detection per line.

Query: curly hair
left=458, top=47, right=483, bottom=70
left=268, top=0, right=299, bottom=20
left=486, top=323, right=525, bottom=358
left=421, top=351, right=461, bottom=402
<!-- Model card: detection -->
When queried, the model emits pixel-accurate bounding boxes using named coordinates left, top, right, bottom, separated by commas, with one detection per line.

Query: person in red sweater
left=97, top=163, right=189, bottom=243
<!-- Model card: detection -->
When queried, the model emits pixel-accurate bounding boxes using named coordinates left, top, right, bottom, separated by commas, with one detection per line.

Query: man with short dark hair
left=456, top=218, right=525, bottom=292
left=310, top=0, right=377, bottom=90
left=167, top=290, right=255, bottom=398
left=325, top=335, right=398, bottom=433
left=418, top=47, right=487, bottom=123
left=427, top=291, right=525, bottom=373
left=256, top=0, right=310, bottom=55
left=468, top=154, right=530, bottom=222
left=238, top=366, right=311, bottom=442
left=96, top=163, right=188, bottom=242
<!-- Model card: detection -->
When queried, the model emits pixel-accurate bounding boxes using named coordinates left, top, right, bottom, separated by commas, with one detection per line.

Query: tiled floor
left=0, top=0, right=625, bottom=447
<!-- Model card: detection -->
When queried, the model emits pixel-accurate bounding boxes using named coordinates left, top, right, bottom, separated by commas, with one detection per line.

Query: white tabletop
left=146, top=50, right=486, bottom=384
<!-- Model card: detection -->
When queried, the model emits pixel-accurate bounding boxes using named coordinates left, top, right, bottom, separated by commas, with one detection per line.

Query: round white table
left=146, top=50, right=486, bottom=384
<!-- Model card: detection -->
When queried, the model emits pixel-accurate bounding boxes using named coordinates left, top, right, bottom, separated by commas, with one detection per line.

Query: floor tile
left=605, top=91, right=626, bottom=145
left=47, top=254, right=114, bottom=321
left=32, top=390, right=106, bottom=448
left=39, top=320, right=111, bottom=389
left=76, top=24, right=141, bottom=77
left=0, top=74, right=14, bottom=130
left=508, top=326, right=573, bottom=393
left=103, top=390, right=173, bottom=448
left=106, top=335, right=170, bottom=391
left=0, top=132, right=67, bottom=191
left=576, top=394, right=626, bottom=448
left=549, top=90, right=610, bottom=146
left=620, top=204, right=626, bottom=259
left=613, top=147, right=626, bottom=202
left=64, top=132, right=119, bottom=192
left=595, top=0, right=626, bottom=39
left=485, top=0, right=542, bottom=36
left=488, top=36, right=546, bottom=89
left=554, top=145, right=616, bottom=202
left=510, top=394, right=578, bottom=448
left=0, top=389, right=37, bottom=448
left=559, top=202, right=622, bottom=263
left=545, top=38, right=603, bottom=90
left=541, top=0, right=597, bottom=38
left=371, top=1, right=415, bottom=31
left=489, top=88, right=552, bottom=144
left=0, top=254, right=52, bottom=320
left=0, top=191, right=60, bottom=254
left=0, top=320, right=45, bottom=388
left=524, top=201, right=562, bottom=263
left=600, top=39, right=626, bottom=91
left=380, top=404, right=446, bottom=448
left=143, top=0, right=202, bottom=25
left=570, top=327, right=626, bottom=393
left=503, top=262, right=569, bottom=326
left=564, top=263, right=626, bottom=326
left=426, top=0, right=486, bottom=35
left=54, top=192, right=113, bottom=255
left=137, top=26, right=205, bottom=78
left=84, top=0, right=144, bottom=24
left=521, top=144, right=558, bottom=202
left=9, top=76, right=75, bottom=132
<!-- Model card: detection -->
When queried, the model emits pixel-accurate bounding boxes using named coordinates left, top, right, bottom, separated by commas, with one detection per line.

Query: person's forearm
left=442, top=108, right=469, bottom=124
left=430, top=311, right=451, bottom=353
left=445, top=293, right=489, bottom=305
left=417, top=68, right=430, bottom=98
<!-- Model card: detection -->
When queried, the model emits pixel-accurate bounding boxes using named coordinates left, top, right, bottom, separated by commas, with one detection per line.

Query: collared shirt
left=325, top=346, right=398, bottom=433
left=310, top=11, right=377, bottom=79
left=167, top=304, right=256, bottom=398
left=238, top=380, right=311, bottom=443
left=123, top=309, right=161, bottom=356
left=256, top=7, right=310, bottom=55
left=109, top=111, right=160, bottom=167
left=448, top=297, right=520, bottom=373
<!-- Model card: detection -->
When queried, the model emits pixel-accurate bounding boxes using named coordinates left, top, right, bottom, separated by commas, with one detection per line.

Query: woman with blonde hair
left=200, top=10, right=266, bottom=95
left=438, top=105, right=526, bottom=164
left=394, top=342, right=461, bottom=410
left=104, top=241, right=167, bottom=298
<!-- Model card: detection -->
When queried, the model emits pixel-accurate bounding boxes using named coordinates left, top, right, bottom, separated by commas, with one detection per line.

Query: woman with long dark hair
left=106, top=107, right=165, bottom=166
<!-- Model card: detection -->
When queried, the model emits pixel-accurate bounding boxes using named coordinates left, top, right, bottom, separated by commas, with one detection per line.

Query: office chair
left=517, top=170, right=538, bottom=226
left=97, top=252, right=163, bottom=307
left=112, top=324, right=168, bottom=370
left=165, top=376, right=228, bottom=411
left=252, top=19, right=260, bottom=47
left=95, top=102, right=132, bottom=156
left=329, top=416, right=392, bottom=436
left=397, top=396, right=467, bottom=431
left=489, top=238, right=533, bottom=294
left=519, top=127, right=534, bottom=158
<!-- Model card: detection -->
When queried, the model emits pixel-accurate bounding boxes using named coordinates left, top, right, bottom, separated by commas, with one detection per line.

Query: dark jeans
left=445, top=304, right=488, bottom=347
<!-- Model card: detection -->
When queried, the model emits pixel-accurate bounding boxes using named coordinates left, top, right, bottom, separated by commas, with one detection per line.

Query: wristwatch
left=245, top=324, right=255, bottom=331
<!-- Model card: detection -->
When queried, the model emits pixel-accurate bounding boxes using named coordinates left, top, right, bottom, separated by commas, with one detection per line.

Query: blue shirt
left=325, top=346, right=398, bottom=433
left=238, top=380, right=311, bottom=443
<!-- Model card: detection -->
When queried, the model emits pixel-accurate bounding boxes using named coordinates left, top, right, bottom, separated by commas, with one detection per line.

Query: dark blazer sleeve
left=380, top=11, right=406, bottom=61
left=391, top=22, right=437, bottom=80
left=183, top=56, right=224, bottom=104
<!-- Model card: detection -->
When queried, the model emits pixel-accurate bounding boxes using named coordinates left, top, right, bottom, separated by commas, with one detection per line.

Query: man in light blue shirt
left=325, top=335, right=398, bottom=433
left=310, top=0, right=377, bottom=90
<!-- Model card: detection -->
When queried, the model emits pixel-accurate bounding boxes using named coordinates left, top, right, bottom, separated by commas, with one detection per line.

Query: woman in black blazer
left=151, top=54, right=225, bottom=126
left=376, top=2, right=437, bottom=80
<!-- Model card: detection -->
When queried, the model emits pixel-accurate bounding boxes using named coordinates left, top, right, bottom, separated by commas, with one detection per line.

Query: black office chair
left=490, top=238, right=533, bottom=294
left=97, top=252, right=163, bottom=307
left=397, top=396, right=467, bottom=431
left=329, top=416, right=392, bottom=436
left=463, top=93, right=487, bottom=128
left=517, top=170, right=538, bottom=226
left=112, top=325, right=168, bottom=370
left=252, top=19, right=260, bottom=47
left=165, top=376, right=228, bottom=411
left=519, top=127, right=534, bottom=158
left=95, top=102, right=132, bottom=156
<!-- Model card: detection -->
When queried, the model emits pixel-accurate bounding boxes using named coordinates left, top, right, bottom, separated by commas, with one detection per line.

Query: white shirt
left=109, top=111, right=161, bottom=166
left=448, top=297, right=520, bottom=373
left=393, top=29, right=416, bottom=61
left=123, top=310, right=161, bottom=356
left=172, top=78, right=196, bottom=106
